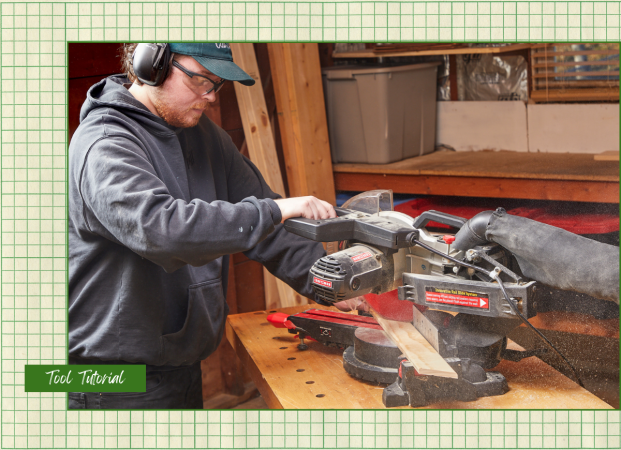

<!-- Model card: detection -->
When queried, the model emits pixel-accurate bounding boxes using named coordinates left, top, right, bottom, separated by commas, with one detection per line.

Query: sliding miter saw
left=277, top=190, right=553, bottom=407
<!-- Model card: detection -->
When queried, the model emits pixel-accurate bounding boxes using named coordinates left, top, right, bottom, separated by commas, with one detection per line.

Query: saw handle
left=412, top=210, right=467, bottom=231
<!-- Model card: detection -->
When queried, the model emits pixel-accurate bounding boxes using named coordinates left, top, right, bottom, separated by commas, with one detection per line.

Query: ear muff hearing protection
left=131, top=43, right=171, bottom=86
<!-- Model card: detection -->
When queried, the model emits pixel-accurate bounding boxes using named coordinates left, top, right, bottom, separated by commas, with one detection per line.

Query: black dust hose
left=453, top=209, right=619, bottom=304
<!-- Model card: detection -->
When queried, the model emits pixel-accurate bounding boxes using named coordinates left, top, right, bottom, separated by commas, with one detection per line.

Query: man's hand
left=274, top=196, right=337, bottom=223
left=333, top=297, right=370, bottom=313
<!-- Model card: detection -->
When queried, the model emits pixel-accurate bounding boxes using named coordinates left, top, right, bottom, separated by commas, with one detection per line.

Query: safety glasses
left=172, top=60, right=226, bottom=95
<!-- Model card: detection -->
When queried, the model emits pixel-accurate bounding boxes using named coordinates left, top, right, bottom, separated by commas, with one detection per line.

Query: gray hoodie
left=68, top=75, right=325, bottom=367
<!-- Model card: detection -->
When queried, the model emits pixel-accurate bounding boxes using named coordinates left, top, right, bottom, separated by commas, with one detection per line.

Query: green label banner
left=25, top=365, right=146, bottom=392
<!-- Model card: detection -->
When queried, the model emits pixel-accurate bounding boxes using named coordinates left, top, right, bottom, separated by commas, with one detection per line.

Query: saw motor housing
left=310, top=244, right=394, bottom=304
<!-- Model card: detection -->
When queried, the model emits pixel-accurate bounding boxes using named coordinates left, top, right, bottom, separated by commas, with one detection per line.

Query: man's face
left=150, top=55, right=221, bottom=128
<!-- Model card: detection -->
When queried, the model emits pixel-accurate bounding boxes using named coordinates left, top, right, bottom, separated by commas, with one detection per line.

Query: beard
left=150, top=88, right=209, bottom=128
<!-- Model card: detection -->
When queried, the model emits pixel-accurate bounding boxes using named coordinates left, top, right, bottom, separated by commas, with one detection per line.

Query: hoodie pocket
left=159, top=278, right=229, bottom=366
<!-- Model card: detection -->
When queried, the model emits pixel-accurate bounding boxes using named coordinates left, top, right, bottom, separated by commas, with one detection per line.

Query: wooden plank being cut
left=370, top=309, right=458, bottom=379
left=267, top=43, right=336, bottom=204
left=230, top=43, right=306, bottom=309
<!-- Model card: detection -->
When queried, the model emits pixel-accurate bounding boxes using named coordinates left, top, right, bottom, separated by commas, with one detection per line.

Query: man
left=68, top=43, right=336, bottom=409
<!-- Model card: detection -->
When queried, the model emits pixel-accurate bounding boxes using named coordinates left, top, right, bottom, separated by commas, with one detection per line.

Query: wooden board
left=594, top=151, right=620, bottom=161
left=230, top=43, right=286, bottom=196
left=230, top=43, right=307, bottom=309
left=334, top=172, right=619, bottom=204
left=370, top=310, right=457, bottom=379
left=267, top=43, right=336, bottom=205
left=226, top=305, right=613, bottom=409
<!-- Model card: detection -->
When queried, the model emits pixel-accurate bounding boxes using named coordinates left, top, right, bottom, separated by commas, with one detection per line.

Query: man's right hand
left=333, top=297, right=370, bottom=313
left=273, top=196, right=337, bottom=223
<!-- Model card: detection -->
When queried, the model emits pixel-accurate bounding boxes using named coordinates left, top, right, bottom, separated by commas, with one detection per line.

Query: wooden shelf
left=332, top=43, right=532, bottom=59
left=332, top=150, right=620, bottom=203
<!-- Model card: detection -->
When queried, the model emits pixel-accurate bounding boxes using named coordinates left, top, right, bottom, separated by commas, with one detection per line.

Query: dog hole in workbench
left=269, top=310, right=277, bottom=313
left=296, top=369, right=305, bottom=372
left=287, top=357, right=296, bottom=360
left=279, top=347, right=287, bottom=349
left=316, top=394, right=325, bottom=398
left=306, top=381, right=314, bottom=384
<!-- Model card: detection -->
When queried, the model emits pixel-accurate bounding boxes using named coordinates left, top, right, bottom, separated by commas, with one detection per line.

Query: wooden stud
left=230, top=43, right=306, bottom=309
left=267, top=43, right=337, bottom=205
left=230, top=43, right=286, bottom=196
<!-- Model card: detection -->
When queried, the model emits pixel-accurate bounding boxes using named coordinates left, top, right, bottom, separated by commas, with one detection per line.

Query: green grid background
left=1, top=1, right=620, bottom=449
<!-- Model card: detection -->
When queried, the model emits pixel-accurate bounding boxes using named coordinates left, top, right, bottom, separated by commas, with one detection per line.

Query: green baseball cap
left=168, top=43, right=255, bottom=86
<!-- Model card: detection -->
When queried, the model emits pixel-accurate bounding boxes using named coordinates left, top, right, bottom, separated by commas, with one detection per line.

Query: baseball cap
left=168, top=43, right=255, bottom=86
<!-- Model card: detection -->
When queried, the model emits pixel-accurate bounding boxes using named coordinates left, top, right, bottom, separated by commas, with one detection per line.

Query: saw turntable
left=267, top=190, right=619, bottom=408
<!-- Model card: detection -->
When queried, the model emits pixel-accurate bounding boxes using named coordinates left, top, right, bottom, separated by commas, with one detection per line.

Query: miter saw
left=268, top=190, right=620, bottom=408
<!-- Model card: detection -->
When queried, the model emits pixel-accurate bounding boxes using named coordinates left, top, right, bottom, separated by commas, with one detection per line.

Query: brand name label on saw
left=424, top=287, right=489, bottom=309
left=351, top=251, right=373, bottom=262
left=313, top=277, right=332, bottom=288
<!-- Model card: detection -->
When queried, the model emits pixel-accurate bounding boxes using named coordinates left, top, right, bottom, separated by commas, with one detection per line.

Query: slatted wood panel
left=531, top=43, right=619, bottom=102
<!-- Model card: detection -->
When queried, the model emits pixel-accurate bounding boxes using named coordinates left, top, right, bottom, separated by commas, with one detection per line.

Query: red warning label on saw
left=425, top=287, right=489, bottom=309
left=351, top=251, right=373, bottom=262
left=313, top=277, right=332, bottom=288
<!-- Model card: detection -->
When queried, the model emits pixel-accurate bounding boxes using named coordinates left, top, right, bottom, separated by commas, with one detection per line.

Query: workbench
left=226, top=304, right=613, bottom=409
left=332, top=150, right=620, bottom=204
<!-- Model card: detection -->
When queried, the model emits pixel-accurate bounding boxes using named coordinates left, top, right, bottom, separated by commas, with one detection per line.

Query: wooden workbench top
left=226, top=305, right=613, bottom=410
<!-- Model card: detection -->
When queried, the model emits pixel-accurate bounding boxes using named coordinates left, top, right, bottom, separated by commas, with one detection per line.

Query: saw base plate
left=343, top=327, right=402, bottom=384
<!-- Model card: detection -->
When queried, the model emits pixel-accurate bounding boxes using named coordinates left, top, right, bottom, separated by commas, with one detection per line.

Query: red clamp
left=267, top=312, right=295, bottom=329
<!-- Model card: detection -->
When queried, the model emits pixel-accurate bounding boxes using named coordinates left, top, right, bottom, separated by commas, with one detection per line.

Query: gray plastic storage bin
left=322, top=62, right=441, bottom=164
